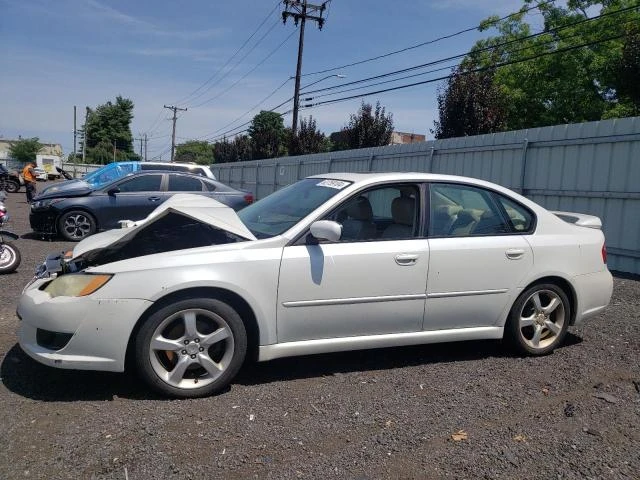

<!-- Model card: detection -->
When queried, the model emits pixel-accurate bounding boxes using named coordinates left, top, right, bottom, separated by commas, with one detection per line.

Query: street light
left=300, top=74, right=346, bottom=92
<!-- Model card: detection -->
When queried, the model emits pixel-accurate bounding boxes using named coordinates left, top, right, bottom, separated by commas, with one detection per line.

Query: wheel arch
left=124, top=286, right=260, bottom=370
left=522, top=275, right=577, bottom=325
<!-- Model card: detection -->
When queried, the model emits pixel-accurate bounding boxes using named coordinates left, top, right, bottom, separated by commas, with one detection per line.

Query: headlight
left=31, top=198, right=64, bottom=210
left=44, top=273, right=112, bottom=298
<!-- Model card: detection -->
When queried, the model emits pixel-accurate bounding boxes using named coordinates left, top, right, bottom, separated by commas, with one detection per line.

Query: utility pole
left=113, top=140, right=117, bottom=162
left=82, top=107, right=89, bottom=163
left=138, top=135, right=143, bottom=159
left=73, top=106, right=77, bottom=159
left=144, top=133, right=148, bottom=161
left=282, top=0, right=328, bottom=135
left=164, top=105, right=187, bottom=162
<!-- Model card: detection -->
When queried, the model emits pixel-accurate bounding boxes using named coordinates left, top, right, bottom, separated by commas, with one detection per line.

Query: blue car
left=30, top=171, right=253, bottom=241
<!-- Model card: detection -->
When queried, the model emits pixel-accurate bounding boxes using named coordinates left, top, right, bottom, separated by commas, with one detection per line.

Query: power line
left=301, top=32, right=630, bottom=110
left=301, top=0, right=558, bottom=78
left=190, top=29, right=297, bottom=108
left=173, top=0, right=282, bottom=106
left=302, top=3, right=639, bottom=100
left=193, top=77, right=292, bottom=140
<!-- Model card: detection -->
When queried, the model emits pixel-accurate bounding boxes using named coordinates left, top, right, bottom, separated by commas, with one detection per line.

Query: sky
left=0, top=0, right=534, bottom=160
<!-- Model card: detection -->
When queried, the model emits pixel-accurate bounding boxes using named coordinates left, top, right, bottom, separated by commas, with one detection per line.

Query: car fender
left=146, top=278, right=276, bottom=344
left=0, top=230, right=19, bottom=240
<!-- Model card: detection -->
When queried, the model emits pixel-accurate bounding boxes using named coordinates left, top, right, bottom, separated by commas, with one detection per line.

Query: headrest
left=436, top=205, right=462, bottom=216
left=391, top=196, right=415, bottom=226
left=347, top=196, right=373, bottom=221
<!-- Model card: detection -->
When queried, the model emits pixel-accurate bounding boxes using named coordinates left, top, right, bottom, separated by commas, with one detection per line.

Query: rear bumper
left=573, top=269, right=613, bottom=326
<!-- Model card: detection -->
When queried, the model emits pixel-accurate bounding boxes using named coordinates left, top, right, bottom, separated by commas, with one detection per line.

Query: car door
left=425, top=182, right=535, bottom=330
left=276, top=183, right=429, bottom=343
left=96, top=173, right=166, bottom=229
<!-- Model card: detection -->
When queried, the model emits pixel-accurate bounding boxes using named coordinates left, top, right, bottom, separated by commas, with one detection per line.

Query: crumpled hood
left=73, top=193, right=256, bottom=258
left=36, top=180, right=91, bottom=199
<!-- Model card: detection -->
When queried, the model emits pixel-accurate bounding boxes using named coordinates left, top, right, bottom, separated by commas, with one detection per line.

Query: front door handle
left=505, top=248, right=525, bottom=260
left=395, top=254, right=419, bottom=266
left=148, top=196, right=161, bottom=202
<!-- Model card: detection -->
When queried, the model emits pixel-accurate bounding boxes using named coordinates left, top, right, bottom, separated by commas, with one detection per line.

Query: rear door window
left=167, top=175, right=204, bottom=192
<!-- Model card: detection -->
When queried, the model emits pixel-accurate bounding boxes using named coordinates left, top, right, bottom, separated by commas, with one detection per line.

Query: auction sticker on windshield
left=317, top=179, right=349, bottom=189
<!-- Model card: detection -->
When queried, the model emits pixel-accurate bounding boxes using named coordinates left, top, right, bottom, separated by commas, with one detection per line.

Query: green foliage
left=288, top=116, right=330, bottom=156
left=340, top=102, right=394, bottom=149
left=433, top=68, right=506, bottom=139
left=248, top=111, right=286, bottom=159
left=8, top=137, right=43, bottom=163
left=81, top=96, right=137, bottom=164
left=175, top=140, right=215, bottom=165
left=213, top=135, right=253, bottom=163
left=436, top=0, right=640, bottom=134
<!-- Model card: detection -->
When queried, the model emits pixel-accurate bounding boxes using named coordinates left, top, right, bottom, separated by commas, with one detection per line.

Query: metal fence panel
left=211, top=117, right=640, bottom=274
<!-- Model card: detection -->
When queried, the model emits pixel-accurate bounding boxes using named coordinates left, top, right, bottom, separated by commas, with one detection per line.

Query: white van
left=36, top=154, right=63, bottom=179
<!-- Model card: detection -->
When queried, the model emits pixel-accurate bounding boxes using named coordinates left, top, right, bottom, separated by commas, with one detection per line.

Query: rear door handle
left=395, top=254, right=419, bottom=266
left=505, top=248, right=525, bottom=260
left=148, top=196, right=161, bottom=202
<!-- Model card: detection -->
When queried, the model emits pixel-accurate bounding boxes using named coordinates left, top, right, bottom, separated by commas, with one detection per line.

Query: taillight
left=601, top=243, right=607, bottom=264
left=244, top=194, right=254, bottom=204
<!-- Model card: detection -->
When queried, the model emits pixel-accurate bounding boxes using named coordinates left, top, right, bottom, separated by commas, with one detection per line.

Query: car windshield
left=238, top=178, right=352, bottom=239
left=83, top=162, right=138, bottom=188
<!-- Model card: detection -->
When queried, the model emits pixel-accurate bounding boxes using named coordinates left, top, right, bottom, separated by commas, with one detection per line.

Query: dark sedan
left=30, top=171, right=253, bottom=241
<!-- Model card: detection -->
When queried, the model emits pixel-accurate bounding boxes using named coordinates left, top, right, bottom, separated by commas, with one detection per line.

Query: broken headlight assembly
left=43, top=273, right=112, bottom=298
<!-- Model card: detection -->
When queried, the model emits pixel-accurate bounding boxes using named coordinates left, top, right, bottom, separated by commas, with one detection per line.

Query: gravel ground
left=0, top=184, right=639, bottom=480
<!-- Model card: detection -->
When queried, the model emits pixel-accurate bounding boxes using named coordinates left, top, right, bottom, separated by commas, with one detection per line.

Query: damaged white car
left=17, top=173, right=613, bottom=398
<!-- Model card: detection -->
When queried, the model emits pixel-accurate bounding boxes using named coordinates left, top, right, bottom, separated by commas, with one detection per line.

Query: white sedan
left=17, top=173, right=613, bottom=398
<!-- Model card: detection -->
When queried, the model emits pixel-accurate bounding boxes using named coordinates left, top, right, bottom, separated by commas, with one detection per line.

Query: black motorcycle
left=0, top=191, right=21, bottom=274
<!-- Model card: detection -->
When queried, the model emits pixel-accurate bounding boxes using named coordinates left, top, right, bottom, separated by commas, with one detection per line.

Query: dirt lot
left=0, top=184, right=639, bottom=480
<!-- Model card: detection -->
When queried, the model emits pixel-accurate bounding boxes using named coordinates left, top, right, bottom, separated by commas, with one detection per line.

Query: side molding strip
left=427, top=288, right=508, bottom=299
left=258, top=326, right=504, bottom=362
left=282, top=293, right=426, bottom=308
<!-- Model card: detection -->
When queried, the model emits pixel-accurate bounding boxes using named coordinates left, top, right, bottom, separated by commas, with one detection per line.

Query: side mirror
left=310, top=220, right=342, bottom=243
left=107, top=187, right=120, bottom=196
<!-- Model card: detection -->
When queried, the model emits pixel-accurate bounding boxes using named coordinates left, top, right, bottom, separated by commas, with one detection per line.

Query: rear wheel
left=0, top=241, right=21, bottom=274
left=58, top=210, right=96, bottom=241
left=4, top=179, right=20, bottom=193
left=505, top=283, right=570, bottom=355
left=135, top=298, right=247, bottom=398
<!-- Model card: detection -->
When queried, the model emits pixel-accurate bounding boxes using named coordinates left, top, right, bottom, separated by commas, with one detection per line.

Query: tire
left=0, top=241, right=21, bottom=274
left=4, top=180, right=20, bottom=194
left=134, top=297, right=247, bottom=398
left=505, top=283, right=570, bottom=355
left=58, top=210, right=96, bottom=241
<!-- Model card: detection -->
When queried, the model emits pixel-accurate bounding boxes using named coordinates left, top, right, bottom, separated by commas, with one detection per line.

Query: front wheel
left=58, top=210, right=96, bottom=241
left=0, top=241, right=21, bottom=274
left=135, top=298, right=247, bottom=398
left=505, top=283, right=570, bottom=355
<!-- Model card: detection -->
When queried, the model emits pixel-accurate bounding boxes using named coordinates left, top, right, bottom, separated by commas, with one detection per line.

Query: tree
left=213, top=135, right=253, bottom=163
left=288, top=116, right=330, bottom=156
left=175, top=140, right=215, bottom=165
left=248, top=111, right=286, bottom=159
left=432, top=67, right=506, bottom=139
left=437, top=0, right=640, bottom=133
left=8, top=137, right=43, bottom=163
left=81, top=96, right=138, bottom=163
left=341, top=101, right=394, bottom=149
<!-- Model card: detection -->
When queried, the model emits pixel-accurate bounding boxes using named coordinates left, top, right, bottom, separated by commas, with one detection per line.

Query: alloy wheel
left=518, top=289, right=565, bottom=350
left=62, top=213, right=92, bottom=240
left=148, top=308, right=235, bottom=390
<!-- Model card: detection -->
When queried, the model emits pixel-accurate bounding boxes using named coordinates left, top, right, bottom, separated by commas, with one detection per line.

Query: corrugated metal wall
left=213, top=116, right=640, bottom=274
